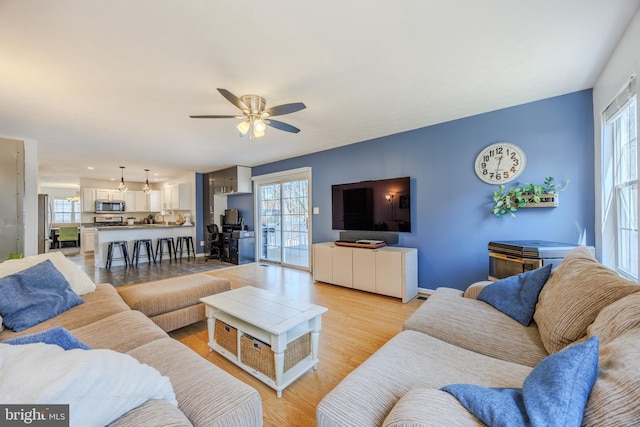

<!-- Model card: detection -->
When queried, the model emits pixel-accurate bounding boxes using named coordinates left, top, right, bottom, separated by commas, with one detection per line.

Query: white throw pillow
left=0, top=314, right=4, bottom=333
left=0, top=252, right=96, bottom=295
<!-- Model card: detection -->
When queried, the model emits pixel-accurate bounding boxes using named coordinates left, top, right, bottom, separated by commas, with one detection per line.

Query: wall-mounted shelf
left=521, top=193, right=559, bottom=208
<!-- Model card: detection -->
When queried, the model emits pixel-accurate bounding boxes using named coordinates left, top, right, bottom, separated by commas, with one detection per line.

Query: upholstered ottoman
left=118, top=274, right=231, bottom=332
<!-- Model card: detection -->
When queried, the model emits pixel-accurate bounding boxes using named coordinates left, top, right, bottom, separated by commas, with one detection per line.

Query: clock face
left=475, top=142, right=526, bottom=184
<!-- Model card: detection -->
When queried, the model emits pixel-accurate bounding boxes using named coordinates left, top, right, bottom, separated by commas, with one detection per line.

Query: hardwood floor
left=168, top=263, right=424, bottom=427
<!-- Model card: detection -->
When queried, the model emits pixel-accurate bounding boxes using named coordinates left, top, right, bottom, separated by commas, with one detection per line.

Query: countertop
left=92, top=223, right=194, bottom=231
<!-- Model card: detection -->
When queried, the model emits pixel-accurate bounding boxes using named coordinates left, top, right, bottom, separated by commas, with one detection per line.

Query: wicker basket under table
left=214, top=319, right=238, bottom=356
left=240, top=332, right=311, bottom=380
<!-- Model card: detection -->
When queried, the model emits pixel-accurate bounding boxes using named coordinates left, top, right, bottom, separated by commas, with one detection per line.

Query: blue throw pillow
left=442, top=336, right=599, bottom=427
left=0, top=259, right=84, bottom=332
left=4, top=326, right=90, bottom=350
left=477, top=264, right=553, bottom=326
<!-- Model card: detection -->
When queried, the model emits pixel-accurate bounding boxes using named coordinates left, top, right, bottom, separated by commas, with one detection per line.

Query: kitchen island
left=93, top=223, right=195, bottom=268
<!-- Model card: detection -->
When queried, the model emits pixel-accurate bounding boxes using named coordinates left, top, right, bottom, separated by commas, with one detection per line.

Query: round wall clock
left=474, top=142, right=526, bottom=184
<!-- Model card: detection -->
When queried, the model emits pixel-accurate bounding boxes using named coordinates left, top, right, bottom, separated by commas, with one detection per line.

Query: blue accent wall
left=229, top=90, right=595, bottom=291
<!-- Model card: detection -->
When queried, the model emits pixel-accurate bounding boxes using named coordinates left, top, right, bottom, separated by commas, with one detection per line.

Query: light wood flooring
left=167, top=262, right=424, bottom=427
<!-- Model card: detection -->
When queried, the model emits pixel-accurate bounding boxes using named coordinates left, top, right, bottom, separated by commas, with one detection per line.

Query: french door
left=254, top=167, right=311, bottom=270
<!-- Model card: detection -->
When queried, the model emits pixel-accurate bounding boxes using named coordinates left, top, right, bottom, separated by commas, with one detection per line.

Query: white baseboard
left=418, top=287, right=435, bottom=296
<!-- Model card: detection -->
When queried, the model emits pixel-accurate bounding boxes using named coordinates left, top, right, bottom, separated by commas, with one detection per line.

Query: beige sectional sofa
left=0, top=252, right=262, bottom=427
left=317, top=246, right=640, bottom=426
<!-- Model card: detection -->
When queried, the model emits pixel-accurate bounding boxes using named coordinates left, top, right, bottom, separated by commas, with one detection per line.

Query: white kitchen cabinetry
left=312, top=242, right=418, bottom=303
left=148, top=190, right=161, bottom=211
left=81, top=227, right=95, bottom=253
left=95, top=189, right=112, bottom=200
left=163, top=183, right=191, bottom=210
left=82, top=189, right=96, bottom=212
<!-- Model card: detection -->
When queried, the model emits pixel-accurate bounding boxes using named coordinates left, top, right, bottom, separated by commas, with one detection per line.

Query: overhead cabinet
left=82, top=188, right=162, bottom=212
left=212, top=166, right=252, bottom=195
left=312, top=242, right=418, bottom=303
left=163, top=183, right=192, bottom=210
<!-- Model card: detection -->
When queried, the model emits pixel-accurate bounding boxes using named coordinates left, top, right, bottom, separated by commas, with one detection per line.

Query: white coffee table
left=200, top=286, right=328, bottom=397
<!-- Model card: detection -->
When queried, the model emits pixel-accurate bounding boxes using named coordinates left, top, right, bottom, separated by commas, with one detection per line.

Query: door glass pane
left=259, top=184, right=281, bottom=262
left=282, top=179, right=309, bottom=268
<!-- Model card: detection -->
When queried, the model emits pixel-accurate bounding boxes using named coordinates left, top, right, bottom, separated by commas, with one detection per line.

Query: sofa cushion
left=4, top=326, right=90, bottom=350
left=70, top=310, right=167, bottom=353
left=126, top=337, right=262, bottom=427
left=0, top=251, right=96, bottom=295
left=478, top=264, right=552, bottom=326
left=0, top=259, right=84, bottom=331
left=316, top=330, right=531, bottom=427
left=108, top=400, right=193, bottom=427
left=583, top=293, right=640, bottom=426
left=403, top=287, right=548, bottom=367
left=0, top=283, right=130, bottom=342
left=442, top=336, right=599, bottom=427
left=382, top=388, right=484, bottom=427
left=534, top=246, right=639, bottom=354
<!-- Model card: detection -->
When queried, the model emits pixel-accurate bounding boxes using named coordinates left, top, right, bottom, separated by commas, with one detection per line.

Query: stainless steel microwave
left=95, top=200, right=125, bottom=213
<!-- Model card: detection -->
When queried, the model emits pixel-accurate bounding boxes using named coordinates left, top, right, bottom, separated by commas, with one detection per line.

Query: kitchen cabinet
left=163, top=183, right=191, bottom=210
left=148, top=190, right=161, bottom=211
left=312, top=242, right=418, bottom=303
left=212, top=166, right=252, bottom=195
left=82, top=188, right=96, bottom=212
left=81, top=227, right=95, bottom=253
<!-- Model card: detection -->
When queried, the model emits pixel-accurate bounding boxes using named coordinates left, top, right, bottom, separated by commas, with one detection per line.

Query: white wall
left=593, top=8, right=640, bottom=266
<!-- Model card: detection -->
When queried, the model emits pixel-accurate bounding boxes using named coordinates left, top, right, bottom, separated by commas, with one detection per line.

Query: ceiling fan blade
left=264, top=102, right=306, bottom=117
left=217, top=88, right=249, bottom=111
left=266, top=119, right=301, bottom=133
left=189, top=115, right=239, bottom=118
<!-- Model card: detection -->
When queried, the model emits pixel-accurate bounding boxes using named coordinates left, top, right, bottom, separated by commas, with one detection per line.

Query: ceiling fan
left=190, top=88, right=306, bottom=138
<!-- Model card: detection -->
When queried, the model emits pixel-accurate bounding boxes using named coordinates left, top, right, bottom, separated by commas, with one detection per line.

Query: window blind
left=604, top=74, right=637, bottom=121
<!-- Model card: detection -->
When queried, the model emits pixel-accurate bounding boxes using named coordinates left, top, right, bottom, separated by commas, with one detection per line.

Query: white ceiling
left=1, top=0, right=638, bottom=186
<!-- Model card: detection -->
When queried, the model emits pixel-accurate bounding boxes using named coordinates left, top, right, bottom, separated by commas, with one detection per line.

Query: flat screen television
left=332, top=176, right=411, bottom=232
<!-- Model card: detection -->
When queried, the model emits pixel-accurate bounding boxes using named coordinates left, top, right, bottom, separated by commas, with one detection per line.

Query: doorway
left=254, top=167, right=311, bottom=270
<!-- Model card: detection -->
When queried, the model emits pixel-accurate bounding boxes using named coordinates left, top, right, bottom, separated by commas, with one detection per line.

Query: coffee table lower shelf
left=207, top=312, right=319, bottom=398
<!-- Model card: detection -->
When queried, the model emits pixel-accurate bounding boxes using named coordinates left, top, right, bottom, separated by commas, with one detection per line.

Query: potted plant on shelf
left=491, top=177, right=568, bottom=218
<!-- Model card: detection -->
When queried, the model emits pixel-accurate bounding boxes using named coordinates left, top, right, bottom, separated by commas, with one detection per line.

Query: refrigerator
left=37, top=194, right=52, bottom=254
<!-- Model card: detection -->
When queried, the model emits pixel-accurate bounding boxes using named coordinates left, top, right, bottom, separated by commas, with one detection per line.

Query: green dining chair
left=58, top=226, right=79, bottom=248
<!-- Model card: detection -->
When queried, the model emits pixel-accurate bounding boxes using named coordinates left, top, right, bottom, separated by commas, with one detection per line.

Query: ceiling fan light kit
left=191, top=88, right=305, bottom=139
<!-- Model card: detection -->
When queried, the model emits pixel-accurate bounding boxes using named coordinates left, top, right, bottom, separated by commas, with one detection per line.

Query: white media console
left=312, top=242, right=418, bottom=303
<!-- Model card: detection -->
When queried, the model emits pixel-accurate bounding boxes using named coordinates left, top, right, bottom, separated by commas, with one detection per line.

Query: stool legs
left=132, top=239, right=155, bottom=266
left=106, top=241, right=130, bottom=270
left=177, top=236, right=196, bottom=259
left=155, top=238, right=176, bottom=262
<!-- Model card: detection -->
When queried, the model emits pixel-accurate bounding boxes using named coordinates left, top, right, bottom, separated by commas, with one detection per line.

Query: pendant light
left=142, top=169, right=151, bottom=194
left=118, top=166, right=128, bottom=192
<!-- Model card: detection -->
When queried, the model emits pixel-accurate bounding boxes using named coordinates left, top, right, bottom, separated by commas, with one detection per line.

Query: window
left=53, top=198, right=81, bottom=223
left=602, top=75, right=638, bottom=280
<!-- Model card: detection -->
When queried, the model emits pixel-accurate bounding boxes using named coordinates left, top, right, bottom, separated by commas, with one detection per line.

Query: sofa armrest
left=383, top=388, right=485, bottom=427
left=463, top=281, right=493, bottom=300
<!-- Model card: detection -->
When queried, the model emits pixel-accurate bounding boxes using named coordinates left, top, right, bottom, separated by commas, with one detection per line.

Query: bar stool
left=106, top=241, right=130, bottom=269
left=131, top=238, right=155, bottom=266
left=176, top=236, right=196, bottom=259
left=155, top=237, right=176, bottom=262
